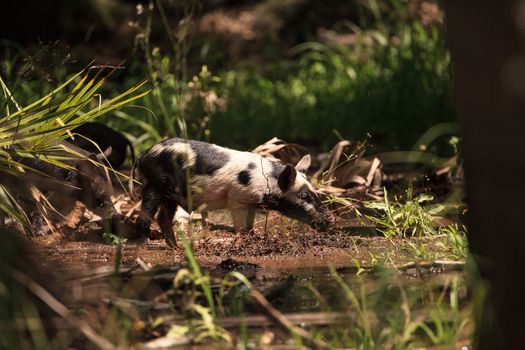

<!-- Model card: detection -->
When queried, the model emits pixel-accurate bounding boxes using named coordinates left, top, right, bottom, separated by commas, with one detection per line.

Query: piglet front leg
left=229, top=208, right=255, bottom=233
left=158, top=201, right=178, bottom=248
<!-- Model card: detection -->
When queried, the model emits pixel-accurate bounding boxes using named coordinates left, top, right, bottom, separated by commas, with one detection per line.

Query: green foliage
left=365, top=189, right=469, bottom=259
left=438, top=224, right=469, bottom=259
left=1, top=0, right=452, bottom=155
left=102, top=232, right=128, bottom=245
left=330, top=266, right=376, bottom=347
left=1, top=69, right=146, bottom=147
left=209, top=7, right=451, bottom=150
left=112, top=63, right=222, bottom=151
left=103, top=232, right=128, bottom=274
left=365, top=188, right=438, bottom=237
left=158, top=228, right=251, bottom=345
left=177, top=227, right=216, bottom=317
left=417, top=277, right=471, bottom=346
left=364, top=187, right=469, bottom=260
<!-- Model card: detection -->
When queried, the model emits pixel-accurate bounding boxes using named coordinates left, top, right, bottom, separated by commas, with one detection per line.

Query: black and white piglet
left=130, top=138, right=334, bottom=245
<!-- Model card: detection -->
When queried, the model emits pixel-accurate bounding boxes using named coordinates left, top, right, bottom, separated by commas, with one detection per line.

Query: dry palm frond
left=251, top=138, right=383, bottom=201
left=251, top=137, right=309, bottom=165
left=314, top=140, right=383, bottom=199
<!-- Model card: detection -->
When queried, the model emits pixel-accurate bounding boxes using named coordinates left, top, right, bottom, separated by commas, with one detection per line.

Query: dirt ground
left=30, top=208, right=456, bottom=277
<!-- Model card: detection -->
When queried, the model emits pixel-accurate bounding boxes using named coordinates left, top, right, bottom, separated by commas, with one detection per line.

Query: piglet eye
left=300, top=192, right=310, bottom=201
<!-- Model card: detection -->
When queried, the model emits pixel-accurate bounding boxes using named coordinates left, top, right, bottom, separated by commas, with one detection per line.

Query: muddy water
left=32, top=233, right=466, bottom=314
left=245, top=266, right=465, bottom=314
left=25, top=228, right=471, bottom=349
left=31, top=223, right=467, bottom=314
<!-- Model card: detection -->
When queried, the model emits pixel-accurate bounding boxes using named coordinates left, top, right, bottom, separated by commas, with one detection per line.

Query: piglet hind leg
left=135, top=184, right=162, bottom=238
left=158, top=200, right=178, bottom=248
left=229, top=208, right=256, bottom=233
left=200, top=210, right=209, bottom=227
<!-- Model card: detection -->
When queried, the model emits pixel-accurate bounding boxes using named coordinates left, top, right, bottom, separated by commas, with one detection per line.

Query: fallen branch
left=249, top=289, right=332, bottom=349
left=9, top=269, right=115, bottom=350
left=220, top=311, right=351, bottom=329
left=398, top=260, right=465, bottom=272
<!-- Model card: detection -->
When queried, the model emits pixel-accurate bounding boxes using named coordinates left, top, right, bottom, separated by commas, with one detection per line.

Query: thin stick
left=9, top=269, right=115, bottom=349
left=220, top=311, right=350, bottom=329
left=125, top=201, right=141, bottom=218
left=249, top=290, right=332, bottom=349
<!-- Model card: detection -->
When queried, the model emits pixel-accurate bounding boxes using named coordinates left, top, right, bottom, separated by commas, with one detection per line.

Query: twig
left=399, top=260, right=465, bottom=271
left=249, top=290, right=332, bottom=349
left=220, top=311, right=350, bottom=329
left=365, top=157, right=381, bottom=187
left=125, top=201, right=141, bottom=218
left=9, top=269, right=115, bottom=349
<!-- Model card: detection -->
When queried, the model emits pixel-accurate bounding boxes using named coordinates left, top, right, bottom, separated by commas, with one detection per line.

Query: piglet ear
left=278, top=164, right=297, bottom=193
left=295, top=154, right=311, bottom=173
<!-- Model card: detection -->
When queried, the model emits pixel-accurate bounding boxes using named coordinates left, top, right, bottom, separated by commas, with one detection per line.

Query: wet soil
left=31, top=209, right=456, bottom=276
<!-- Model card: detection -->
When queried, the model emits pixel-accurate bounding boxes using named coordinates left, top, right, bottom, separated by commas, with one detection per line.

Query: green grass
left=361, top=187, right=468, bottom=260
left=308, top=270, right=473, bottom=349
left=97, top=253, right=472, bottom=349
left=364, top=188, right=437, bottom=238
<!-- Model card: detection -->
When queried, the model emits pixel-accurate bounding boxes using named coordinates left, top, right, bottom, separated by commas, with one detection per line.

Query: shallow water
left=223, top=264, right=467, bottom=315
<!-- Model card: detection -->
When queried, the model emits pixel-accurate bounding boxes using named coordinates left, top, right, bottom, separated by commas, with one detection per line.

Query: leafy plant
left=438, top=224, right=469, bottom=259
left=365, top=188, right=438, bottom=237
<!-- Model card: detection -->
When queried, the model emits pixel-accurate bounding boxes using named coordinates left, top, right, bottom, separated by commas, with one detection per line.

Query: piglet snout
left=311, top=212, right=335, bottom=232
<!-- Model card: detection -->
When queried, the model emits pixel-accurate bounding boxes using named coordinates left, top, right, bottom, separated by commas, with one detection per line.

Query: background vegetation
left=1, top=0, right=453, bottom=154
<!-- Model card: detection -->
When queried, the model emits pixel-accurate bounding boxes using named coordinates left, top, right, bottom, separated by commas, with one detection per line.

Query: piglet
left=130, top=138, right=334, bottom=246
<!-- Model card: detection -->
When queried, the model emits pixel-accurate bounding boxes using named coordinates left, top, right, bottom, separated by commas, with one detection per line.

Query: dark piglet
left=67, top=122, right=135, bottom=168
left=1, top=141, right=115, bottom=234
